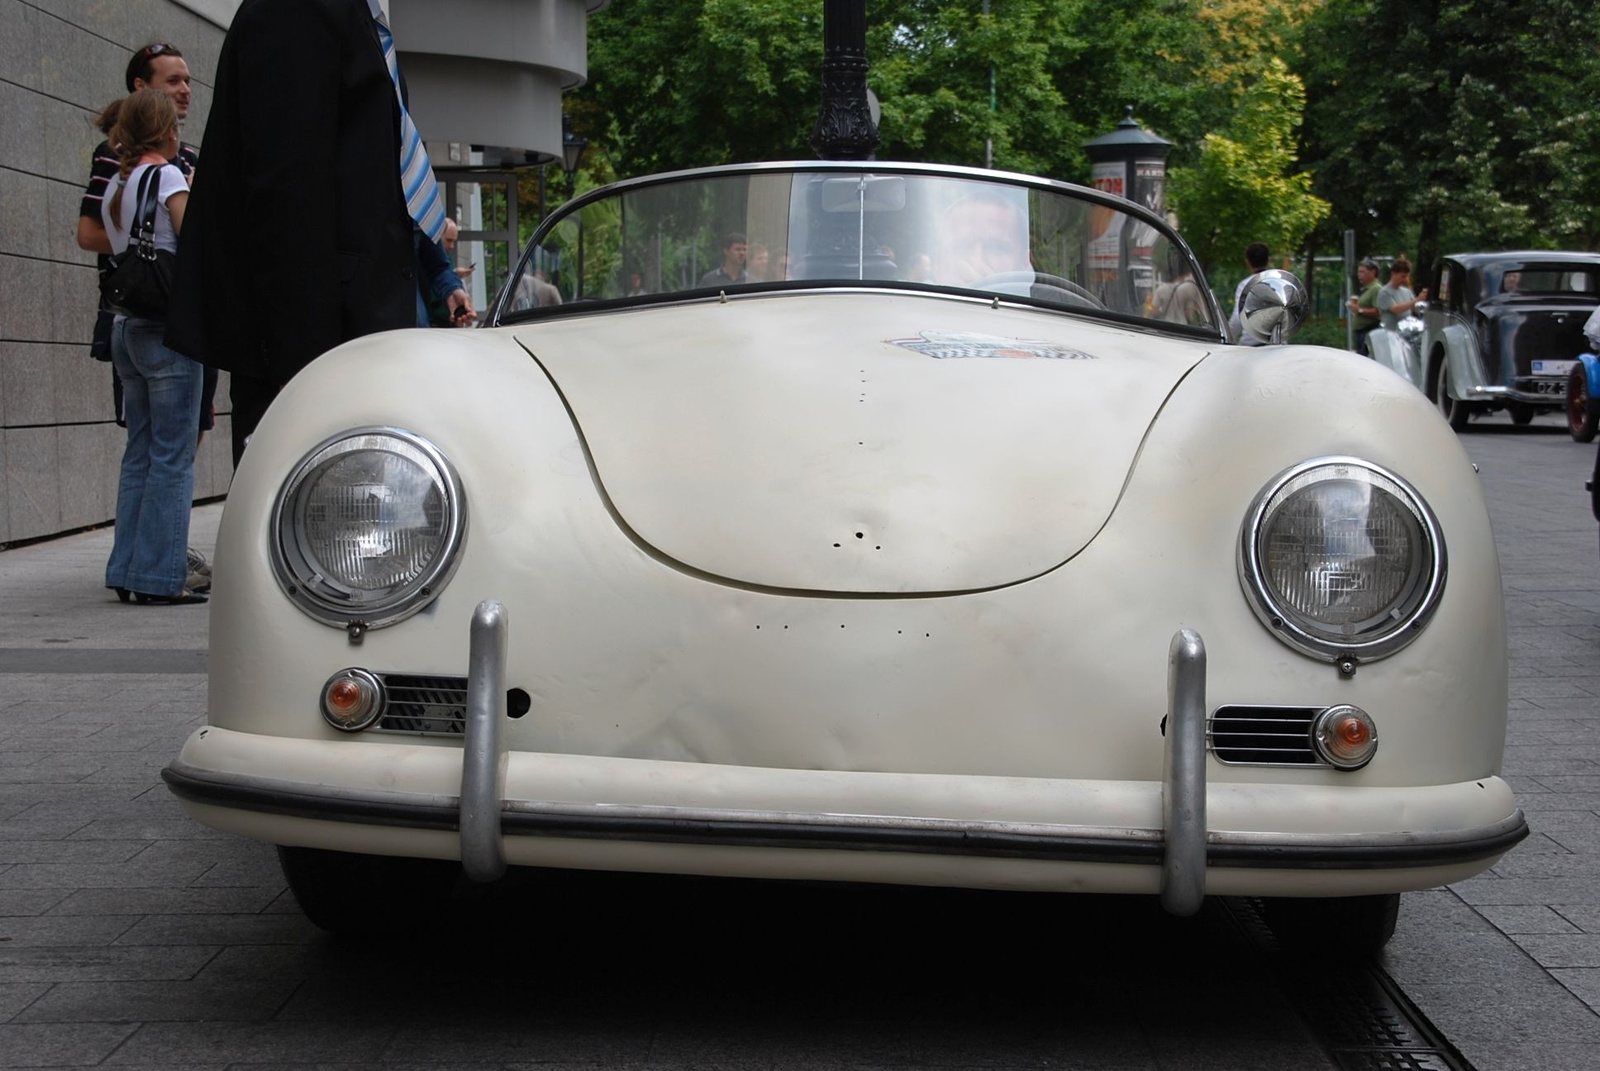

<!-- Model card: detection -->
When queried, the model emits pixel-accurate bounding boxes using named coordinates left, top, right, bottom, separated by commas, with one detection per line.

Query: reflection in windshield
left=504, top=169, right=1217, bottom=332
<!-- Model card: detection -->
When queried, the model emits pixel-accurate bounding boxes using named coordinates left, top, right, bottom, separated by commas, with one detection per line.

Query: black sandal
left=131, top=589, right=208, bottom=605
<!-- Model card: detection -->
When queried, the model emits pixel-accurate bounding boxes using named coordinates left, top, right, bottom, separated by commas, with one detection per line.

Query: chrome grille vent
left=376, top=673, right=469, bottom=735
left=1209, top=705, right=1322, bottom=765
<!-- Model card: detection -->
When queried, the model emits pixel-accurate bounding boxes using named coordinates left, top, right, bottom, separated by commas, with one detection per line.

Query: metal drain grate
left=1223, top=899, right=1475, bottom=1071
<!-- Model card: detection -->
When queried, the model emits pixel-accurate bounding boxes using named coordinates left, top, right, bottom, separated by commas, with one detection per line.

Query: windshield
left=500, top=167, right=1218, bottom=333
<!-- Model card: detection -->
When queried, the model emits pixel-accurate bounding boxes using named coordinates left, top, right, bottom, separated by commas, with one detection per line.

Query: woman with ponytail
left=101, top=88, right=207, bottom=605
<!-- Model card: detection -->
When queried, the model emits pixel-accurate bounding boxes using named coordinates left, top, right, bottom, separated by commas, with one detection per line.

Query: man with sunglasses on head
left=78, top=44, right=197, bottom=256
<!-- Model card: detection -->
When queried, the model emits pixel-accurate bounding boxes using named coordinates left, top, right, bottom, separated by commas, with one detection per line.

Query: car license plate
left=1532, top=360, right=1576, bottom=376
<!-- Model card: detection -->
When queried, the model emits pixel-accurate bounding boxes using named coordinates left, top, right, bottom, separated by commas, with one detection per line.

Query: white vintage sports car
left=164, top=162, right=1525, bottom=952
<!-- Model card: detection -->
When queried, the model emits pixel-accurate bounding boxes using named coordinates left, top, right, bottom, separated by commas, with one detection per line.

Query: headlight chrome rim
left=1239, top=457, right=1446, bottom=663
left=271, top=427, right=467, bottom=631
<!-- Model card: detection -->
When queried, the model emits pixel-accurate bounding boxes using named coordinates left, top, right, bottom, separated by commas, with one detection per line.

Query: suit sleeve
left=417, top=232, right=461, bottom=301
left=232, top=0, right=347, bottom=378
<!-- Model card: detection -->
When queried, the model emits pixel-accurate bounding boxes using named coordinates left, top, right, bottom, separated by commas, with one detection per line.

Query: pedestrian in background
left=1378, top=256, right=1428, bottom=331
left=166, top=0, right=458, bottom=466
left=1229, top=241, right=1270, bottom=346
left=417, top=223, right=474, bottom=327
left=1348, top=256, right=1382, bottom=356
left=101, top=90, right=207, bottom=606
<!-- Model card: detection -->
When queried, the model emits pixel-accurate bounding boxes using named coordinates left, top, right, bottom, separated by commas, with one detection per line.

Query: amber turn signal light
left=1311, top=704, right=1378, bottom=770
left=320, top=668, right=385, bottom=732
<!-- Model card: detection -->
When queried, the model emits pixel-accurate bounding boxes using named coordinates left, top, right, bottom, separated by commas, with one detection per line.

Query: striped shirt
left=79, top=140, right=198, bottom=221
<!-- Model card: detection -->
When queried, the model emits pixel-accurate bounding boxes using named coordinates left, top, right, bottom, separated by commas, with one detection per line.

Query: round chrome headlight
left=271, top=428, right=466, bottom=630
left=1239, top=458, right=1445, bottom=662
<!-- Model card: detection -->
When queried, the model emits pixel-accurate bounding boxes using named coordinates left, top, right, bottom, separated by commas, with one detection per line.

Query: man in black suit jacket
left=166, top=0, right=426, bottom=466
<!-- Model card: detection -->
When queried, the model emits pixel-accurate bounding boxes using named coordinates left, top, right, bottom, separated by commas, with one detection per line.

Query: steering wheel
left=968, top=270, right=1106, bottom=309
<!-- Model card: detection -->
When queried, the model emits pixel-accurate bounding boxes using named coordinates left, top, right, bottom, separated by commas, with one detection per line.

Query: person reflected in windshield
left=699, top=232, right=748, bottom=286
left=747, top=242, right=770, bottom=282
left=934, top=191, right=1030, bottom=288
left=1150, top=267, right=1207, bottom=326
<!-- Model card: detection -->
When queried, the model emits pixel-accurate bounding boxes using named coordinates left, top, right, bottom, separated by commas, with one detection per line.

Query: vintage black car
left=1417, top=252, right=1600, bottom=432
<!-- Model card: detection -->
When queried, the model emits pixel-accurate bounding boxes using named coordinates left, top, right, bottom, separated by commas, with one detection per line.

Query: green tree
left=578, top=0, right=823, bottom=177
left=1299, top=0, right=1600, bottom=269
left=573, top=0, right=1337, bottom=271
left=1166, top=58, right=1330, bottom=275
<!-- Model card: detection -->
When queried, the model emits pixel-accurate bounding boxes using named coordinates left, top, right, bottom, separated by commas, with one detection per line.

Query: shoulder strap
left=129, top=165, right=166, bottom=251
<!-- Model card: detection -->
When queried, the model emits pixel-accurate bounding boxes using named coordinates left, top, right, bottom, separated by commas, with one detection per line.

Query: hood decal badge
left=888, top=330, right=1098, bottom=361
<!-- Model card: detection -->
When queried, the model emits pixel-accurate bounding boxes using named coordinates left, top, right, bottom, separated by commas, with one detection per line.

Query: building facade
left=0, top=0, right=599, bottom=545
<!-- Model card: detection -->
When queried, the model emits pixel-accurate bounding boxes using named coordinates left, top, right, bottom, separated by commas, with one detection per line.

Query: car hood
left=513, top=292, right=1212, bottom=594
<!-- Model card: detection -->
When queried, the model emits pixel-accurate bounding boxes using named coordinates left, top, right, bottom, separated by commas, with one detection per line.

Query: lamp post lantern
left=1083, top=107, right=1173, bottom=308
left=561, top=115, right=589, bottom=202
left=1083, top=106, right=1172, bottom=218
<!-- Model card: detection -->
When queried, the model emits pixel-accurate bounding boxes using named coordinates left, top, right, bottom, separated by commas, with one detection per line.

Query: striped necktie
left=371, top=6, right=445, bottom=242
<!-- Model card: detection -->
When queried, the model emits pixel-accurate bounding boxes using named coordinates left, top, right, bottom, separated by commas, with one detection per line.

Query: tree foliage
left=576, top=0, right=1316, bottom=184
left=567, top=0, right=1597, bottom=292
left=1299, top=0, right=1600, bottom=269
left=1167, top=58, right=1330, bottom=274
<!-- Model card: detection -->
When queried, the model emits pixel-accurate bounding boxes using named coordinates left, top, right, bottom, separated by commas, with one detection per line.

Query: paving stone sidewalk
left=1378, top=416, right=1600, bottom=1071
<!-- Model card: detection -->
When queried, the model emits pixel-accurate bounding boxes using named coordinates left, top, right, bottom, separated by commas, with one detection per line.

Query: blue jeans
left=106, top=317, right=202, bottom=596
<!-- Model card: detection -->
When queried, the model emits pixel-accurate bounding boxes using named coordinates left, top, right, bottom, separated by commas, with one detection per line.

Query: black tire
left=1568, top=364, right=1599, bottom=443
left=1431, top=355, right=1471, bottom=431
left=1509, top=403, right=1536, bottom=426
left=1261, top=893, right=1400, bottom=960
left=278, top=846, right=460, bottom=936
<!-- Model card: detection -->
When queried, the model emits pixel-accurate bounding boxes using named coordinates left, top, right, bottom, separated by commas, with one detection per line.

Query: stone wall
left=0, top=0, right=234, bottom=546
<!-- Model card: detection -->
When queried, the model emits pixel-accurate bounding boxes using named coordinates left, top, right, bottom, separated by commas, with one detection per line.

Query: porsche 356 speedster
left=163, top=161, right=1525, bottom=951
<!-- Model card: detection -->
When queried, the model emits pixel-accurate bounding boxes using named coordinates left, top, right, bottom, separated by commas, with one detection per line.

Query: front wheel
left=1261, top=893, right=1401, bottom=960
left=1431, top=356, right=1471, bottom=431
left=1568, top=364, right=1599, bottom=443
left=278, top=846, right=460, bottom=936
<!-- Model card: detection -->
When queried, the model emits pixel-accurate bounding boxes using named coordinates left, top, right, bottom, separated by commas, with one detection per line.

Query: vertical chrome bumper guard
left=461, top=600, right=508, bottom=882
left=1161, top=629, right=1207, bottom=917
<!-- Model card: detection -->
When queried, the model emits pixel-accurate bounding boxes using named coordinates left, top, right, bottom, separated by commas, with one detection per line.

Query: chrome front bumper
left=163, top=603, right=1527, bottom=912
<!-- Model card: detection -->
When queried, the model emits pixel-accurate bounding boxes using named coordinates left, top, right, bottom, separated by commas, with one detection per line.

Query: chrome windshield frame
left=489, top=159, right=1224, bottom=338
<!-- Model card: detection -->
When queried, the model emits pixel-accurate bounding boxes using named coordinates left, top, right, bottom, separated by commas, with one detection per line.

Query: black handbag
left=100, top=165, right=176, bottom=318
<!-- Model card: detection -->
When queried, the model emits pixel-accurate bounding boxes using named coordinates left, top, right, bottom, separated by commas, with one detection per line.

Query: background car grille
left=376, top=674, right=469, bottom=735
left=1208, top=705, right=1322, bottom=765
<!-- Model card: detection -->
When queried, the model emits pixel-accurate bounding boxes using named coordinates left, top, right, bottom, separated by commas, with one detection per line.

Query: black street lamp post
left=810, top=0, right=879, bottom=160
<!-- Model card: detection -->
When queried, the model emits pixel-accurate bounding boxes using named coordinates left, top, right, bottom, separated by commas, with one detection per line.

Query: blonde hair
left=106, top=88, right=178, bottom=230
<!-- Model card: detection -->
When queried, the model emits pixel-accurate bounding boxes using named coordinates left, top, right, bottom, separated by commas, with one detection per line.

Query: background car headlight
left=1239, top=458, right=1445, bottom=662
left=272, top=428, right=466, bottom=630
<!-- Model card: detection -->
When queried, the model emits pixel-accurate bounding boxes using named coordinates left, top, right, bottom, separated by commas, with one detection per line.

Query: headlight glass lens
left=300, top=444, right=447, bottom=591
left=1242, top=460, right=1444, bottom=660
left=273, top=430, right=466, bottom=629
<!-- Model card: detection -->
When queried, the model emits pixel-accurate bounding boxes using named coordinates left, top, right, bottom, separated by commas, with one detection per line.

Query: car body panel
left=203, top=323, right=1507, bottom=786
left=518, top=294, right=1209, bottom=594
